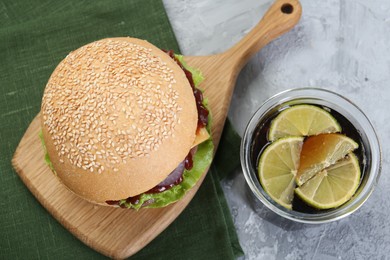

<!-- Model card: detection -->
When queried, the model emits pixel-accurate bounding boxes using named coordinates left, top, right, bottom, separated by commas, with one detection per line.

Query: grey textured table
left=163, top=0, right=390, bottom=259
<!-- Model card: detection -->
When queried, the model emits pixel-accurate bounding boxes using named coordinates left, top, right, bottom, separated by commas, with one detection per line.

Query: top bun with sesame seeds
left=40, top=37, right=199, bottom=205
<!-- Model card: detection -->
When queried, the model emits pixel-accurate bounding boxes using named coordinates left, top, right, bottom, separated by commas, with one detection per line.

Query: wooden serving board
left=12, top=1, right=301, bottom=259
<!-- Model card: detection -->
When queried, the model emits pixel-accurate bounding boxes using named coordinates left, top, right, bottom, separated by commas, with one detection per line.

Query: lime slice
left=258, top=136, right=304, bottom=209
left=296, top=133, right=358, bottom=186
left=295, top=153, right=360, bottom=209
left=268, top=105, right=341, bottom=141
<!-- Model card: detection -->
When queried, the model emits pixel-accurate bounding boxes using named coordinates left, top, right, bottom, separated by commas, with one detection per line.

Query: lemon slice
left=296, top=133, right=358, bottom=186
left=258, top=136, right=304, bottom=209
left=268, top=105, right=341, bottom=141
left=295, top=153, right=360, bottom=209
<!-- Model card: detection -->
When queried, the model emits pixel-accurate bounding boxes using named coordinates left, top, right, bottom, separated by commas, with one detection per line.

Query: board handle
left=224, top=0, right=302, bottom=70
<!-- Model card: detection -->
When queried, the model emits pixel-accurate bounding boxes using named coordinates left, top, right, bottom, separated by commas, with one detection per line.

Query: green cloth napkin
left=0, top=0, right=243, bottom=259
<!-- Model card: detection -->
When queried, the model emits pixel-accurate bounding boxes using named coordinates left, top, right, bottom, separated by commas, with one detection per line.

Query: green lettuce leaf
left=121, top=139, right=213, bottom=209
left=39, top=130, right=57, bottom=175
left=175, top=54, right=204, bottom=86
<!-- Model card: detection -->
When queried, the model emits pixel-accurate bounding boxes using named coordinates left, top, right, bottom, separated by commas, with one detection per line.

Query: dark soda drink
left=241, top=88, right=381, bottom=223
left=250, top=104, right=366, bottom=213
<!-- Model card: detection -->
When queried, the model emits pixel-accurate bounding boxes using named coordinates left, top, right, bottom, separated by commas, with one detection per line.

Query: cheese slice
left=191, top=127, right=210, bottom=148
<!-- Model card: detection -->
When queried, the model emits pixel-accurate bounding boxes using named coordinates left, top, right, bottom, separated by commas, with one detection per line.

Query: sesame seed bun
left=41, top=37, right=197, bottom=205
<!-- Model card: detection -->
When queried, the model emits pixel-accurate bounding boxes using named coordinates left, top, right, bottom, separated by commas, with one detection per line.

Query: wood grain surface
left=12, top=1, right=301, bottom=258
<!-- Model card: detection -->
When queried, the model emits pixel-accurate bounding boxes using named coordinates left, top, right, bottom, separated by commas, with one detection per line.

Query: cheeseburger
left=40, top=37, right=213, bottom=210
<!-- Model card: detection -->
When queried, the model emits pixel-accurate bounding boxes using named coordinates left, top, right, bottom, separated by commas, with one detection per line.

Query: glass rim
left=240, top=87, right=382, bottom=224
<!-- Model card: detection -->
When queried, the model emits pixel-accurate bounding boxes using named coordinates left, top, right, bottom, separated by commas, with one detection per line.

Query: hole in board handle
left=281, top=3, right=294, bottom=14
